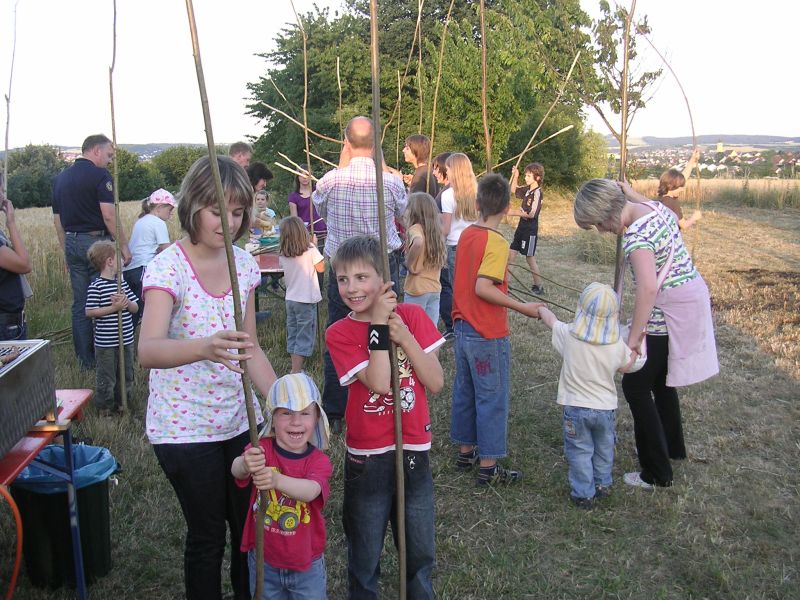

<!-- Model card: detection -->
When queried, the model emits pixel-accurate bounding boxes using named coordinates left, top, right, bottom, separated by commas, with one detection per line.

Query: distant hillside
left=605, top=134, right=800, bottom=149
left=0, top=142, right=207, bottom=160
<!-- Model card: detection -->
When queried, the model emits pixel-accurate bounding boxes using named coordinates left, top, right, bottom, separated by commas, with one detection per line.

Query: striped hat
left=568, top=282, right=620, bottom=345
left=262, top=373, right=330, bottom=450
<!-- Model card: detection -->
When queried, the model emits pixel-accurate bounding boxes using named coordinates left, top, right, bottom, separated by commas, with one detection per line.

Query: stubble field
left=1, top=180, right=798, bottom=599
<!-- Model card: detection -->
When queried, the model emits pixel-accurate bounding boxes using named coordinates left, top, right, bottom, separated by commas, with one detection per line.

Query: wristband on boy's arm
left=368, top=324, right=390, bottom=351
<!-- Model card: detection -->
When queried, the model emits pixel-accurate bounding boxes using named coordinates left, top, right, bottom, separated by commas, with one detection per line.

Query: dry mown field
left=1, top=180, right=798, bottom=598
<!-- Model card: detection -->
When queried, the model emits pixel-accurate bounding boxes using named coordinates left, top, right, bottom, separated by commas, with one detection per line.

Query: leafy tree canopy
left=5, top=144, right=66, bottom=208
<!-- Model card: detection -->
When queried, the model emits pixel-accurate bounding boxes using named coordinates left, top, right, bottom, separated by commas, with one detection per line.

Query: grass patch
left=1, top=191, right=799, bottom=598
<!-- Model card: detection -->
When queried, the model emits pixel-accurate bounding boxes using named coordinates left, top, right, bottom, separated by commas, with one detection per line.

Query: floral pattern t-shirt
left=623, top=204, right=697, bottom=335
left=142, top=242, right=263, bottom=444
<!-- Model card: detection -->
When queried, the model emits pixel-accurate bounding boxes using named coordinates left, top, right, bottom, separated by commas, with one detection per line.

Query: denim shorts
left=286, top=300, right=317, bottom=357
left=450, top=320, right=511, bottom=459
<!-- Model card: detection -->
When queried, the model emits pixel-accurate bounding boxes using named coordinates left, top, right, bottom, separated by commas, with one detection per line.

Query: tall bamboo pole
left=512, top=51, right=581, bottom=173
left=337, top=57, right=344, bottom=139
left=368, top=2, right=407, bottom=597
left=640, top=33, right=702, bottom=251
left=396, top=70, right=402, bottom=168
left=183, top=2, right=266, bottom=598
left=108, top=0, right=128, bottom=414
left=613, top=0, right=635, bottom=296
left=479, top=0, right=492, bottom=173
left=3, top=1, right=18, bottom=196
left=426, top=0, right=456, bottom=182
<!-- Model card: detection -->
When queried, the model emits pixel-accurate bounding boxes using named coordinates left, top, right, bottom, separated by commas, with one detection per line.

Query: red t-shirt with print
left=326, top=303, right=445, bottom=453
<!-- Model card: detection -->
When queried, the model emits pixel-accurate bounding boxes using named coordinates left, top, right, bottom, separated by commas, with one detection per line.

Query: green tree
left=151, top=145, right=207, bottom=188
left=114, top=148, right=165, bottom=201
left=5, top=144, right=67, bottom=208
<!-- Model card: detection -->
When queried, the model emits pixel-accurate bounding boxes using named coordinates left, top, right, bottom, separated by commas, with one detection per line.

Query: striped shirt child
left=85, top=277, right=138, bottom=347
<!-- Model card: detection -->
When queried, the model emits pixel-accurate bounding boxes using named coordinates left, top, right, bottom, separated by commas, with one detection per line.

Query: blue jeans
left=286, top=300, right=318, bottom=357
left=153, top=431, right=252, bottom=600
left=562, top=406, right=615, bottom=499
left=248, top=552, right=327, bottom=600
left=65, top=232, right=109, bottom=369
left=322, top=253, right=400, bottom=421
left=403, top=292, right=440, bottom=327
left=342, top=451, right=434, bottom=600
left=451, top=320, right=511, bottom=459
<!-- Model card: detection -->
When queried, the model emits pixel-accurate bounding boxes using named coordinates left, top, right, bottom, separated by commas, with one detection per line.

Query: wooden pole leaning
left=640, top=33, right=702, bottom=253
left=183, top=2, right=267, bottom=598
left=425, top=0, right=456, bottom=189
left=479, top=0, right=492, bottom=173
left=613, top=0, right=636, bottom=298
left=3, top=1, right=19, bottom=196
left=108, top=0, right=128, bottom=414
left=368, top=2, right=407, bottom=597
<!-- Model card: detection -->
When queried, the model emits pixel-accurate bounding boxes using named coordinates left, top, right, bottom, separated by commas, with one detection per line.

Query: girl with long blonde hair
left=403, top=192, right=447, bottom=325
left=439, top=153, right=477, bottom=335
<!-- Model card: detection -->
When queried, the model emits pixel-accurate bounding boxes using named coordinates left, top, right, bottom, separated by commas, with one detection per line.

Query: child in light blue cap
left=538, top=283, right=638, bottom=509
left=231, top=373, right=332, bottom=598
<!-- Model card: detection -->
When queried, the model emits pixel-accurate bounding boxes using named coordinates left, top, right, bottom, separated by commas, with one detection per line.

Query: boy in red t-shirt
left=326, top=235, right=444, bottom=599
left=451, top=173, right=543, bottom=486
left=231, top=373, right=333, bottom=598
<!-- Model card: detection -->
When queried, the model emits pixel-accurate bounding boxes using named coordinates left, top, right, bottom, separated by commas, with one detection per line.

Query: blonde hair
left=445, top=153, right=478, bottom=221
left=573, top=179, right=626, bottom=231
left=87, top=240, right=117, bottom=272
left=279, top=216, right=311, bottom=258
left=177, top=156, right=253, bottom=244
left=405, top=192, right=446, bottom=269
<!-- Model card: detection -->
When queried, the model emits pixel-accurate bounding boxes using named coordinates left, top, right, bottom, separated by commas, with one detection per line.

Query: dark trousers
left=123, top=266, right=144, bottom=329
left=343, top=451, right=435, bottom=600
left=94, top=344, right=134, bottom=411
left=621, top=334, right=686, bottom=486
left=322, top=253, right=401, bottom=421
left=65, top=233, right=109, bottom=369
left=438, top=264, right=452, bottom=332
left=153, top=431, right=252, bottom=600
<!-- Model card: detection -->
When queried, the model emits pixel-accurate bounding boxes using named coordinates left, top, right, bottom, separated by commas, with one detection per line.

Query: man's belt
left=0, top=311, right=24, bottom=326
left=65, top=230, right=108, bottom=237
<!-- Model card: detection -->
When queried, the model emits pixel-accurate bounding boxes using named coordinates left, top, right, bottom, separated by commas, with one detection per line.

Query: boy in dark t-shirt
left=508, top=162, right=545, bottom=294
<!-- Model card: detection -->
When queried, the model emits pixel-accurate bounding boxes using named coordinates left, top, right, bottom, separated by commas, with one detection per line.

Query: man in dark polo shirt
left=52, top=134, right=131, bottom=370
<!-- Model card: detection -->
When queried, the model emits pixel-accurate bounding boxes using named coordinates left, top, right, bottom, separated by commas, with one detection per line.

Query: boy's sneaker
left=455, top=448, right=479, bottom=470
left=623, top=472, right=654, bottom=490
left=570, top=496, right=594, bottom=510
left=531, top=284, right=545, bottom=295
left=594, top=485, right=612, bottom=499
left=476, top=464, right=523, bottom=487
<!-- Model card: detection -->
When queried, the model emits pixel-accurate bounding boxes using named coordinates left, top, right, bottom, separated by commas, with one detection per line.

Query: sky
left=0, top=0, right=797, bottom=150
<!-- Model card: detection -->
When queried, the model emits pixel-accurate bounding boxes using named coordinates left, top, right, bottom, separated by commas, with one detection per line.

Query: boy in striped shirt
left=85, top=240, right=139, bottom=415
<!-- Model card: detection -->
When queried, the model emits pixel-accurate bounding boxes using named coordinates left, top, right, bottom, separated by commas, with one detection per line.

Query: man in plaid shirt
left=313, top=115, right=407, bottom=432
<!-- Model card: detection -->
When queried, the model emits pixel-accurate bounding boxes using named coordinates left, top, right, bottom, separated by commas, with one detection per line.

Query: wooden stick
left=396, top=70, right=402, bottom=167
left=479, top=125, right=573, bottom=176
left=417, top=0, right=424, bottom=133
left=640, top=32, right=702, bottom=251
left=613, top=0, right=635, bottom=298
left=273, top=161, right=318, bottom=181
left=336, top=57, right=344, bottom=139
left=289, top=1, right=314, bottom=188
left=368, top=2, right=406, bottom=597
left=3, top=1, right=18, bottom=196
left=511, top=50, right=581, bottom=173
left=183, top=3, right=266, bottom=598
left=426, top=0, right=457, bottom=185
left=267, top=76, right=295, bottom=117
left=479, top=0, right=492, bottom=173
left=381, top=0, right=424, bottom=144
left=308, top=150, right=337, bottom=168
left=108, top=0, right=128, bottom=414
left=259, top=102, right=342, bottom=145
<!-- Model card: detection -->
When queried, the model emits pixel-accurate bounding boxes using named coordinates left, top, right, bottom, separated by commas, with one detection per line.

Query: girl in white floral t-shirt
left=139, top=156, right=277, bottom=600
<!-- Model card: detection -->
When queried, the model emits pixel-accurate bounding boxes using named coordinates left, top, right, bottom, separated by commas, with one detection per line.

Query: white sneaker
left=623, top=472, right=654, bottom=490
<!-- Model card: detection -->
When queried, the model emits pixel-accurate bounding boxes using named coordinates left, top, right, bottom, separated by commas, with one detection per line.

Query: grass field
left=1, top=181, right=798, bottom=598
